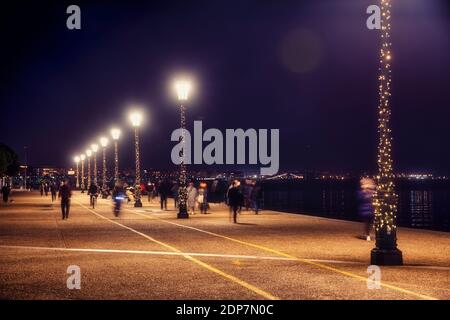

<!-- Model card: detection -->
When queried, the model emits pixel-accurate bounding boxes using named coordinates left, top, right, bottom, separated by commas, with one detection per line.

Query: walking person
left=158, top=179, right=169, bottom=210
left=112, top=181, right=125, bottom=217
left=187, top=182, right=198, bottom=215
left=171, top=182, right=179, bottom=209
left=50, top=182, right=57, bottom=202
left=227, top=181, right=243, bottom=224
left=198, top=182, right=208, bottom=214
left=146, top=182, right=155, bottom=203
left=1, top=184, right=11, bottom=203
left=88, top=182, right=98, bottom=209
left=250, top=182, right=263, bottom=214
left=358, top=177, right=376, bottom=241
left=44, top=183, right=49, bottom=196
left=39, top=183, right=44, bottom=196
left=58, top=180, right=72, bottom=220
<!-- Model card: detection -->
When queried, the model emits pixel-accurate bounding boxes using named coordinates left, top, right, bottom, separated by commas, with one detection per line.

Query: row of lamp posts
left=72, top=79, right=192, bottom=215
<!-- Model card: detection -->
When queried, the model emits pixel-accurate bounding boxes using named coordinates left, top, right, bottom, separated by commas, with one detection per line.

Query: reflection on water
left=262, top=180, right=450, bottom=232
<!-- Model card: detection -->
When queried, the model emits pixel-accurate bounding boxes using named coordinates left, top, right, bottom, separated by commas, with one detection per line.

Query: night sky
left=1, top=0, right=449, bottom=174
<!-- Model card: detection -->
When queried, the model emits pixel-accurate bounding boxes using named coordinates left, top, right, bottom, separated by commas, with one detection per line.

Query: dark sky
left=1, top=0, right=449, bottom=174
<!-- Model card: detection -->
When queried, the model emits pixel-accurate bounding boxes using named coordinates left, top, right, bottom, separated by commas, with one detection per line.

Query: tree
left=0, top=143, right=20, bottom=177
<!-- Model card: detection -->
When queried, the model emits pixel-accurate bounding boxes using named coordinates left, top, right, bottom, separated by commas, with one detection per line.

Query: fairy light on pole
left=86, top=149, right=92, bottom=187
left=371, top=0, right=403, bottom=265
left=80, top=154, right=86, bottom=193
left=174, top=79, right=192, bottom=219
left=99, top=137, right=109, bottom=192
left=74, top=156, right=80, bottom=189
left=110, top=128, right=121, bottom=183
left=129, top=110, right=143, bottom=208
left=91, top=144, right=99, bottom=186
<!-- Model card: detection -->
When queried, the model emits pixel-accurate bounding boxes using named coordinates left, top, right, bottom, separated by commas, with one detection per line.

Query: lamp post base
left=177, top=212, right=189, bottom=219
left=177, top=205, right=189, bottom=219
left=134, top=199, right=143, bottom=207
left=371, top=248, right=403, bottom=266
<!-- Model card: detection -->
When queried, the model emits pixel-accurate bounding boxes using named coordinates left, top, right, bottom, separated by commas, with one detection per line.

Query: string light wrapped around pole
left=80, top=154, right=85, bottom=193
left=129, top=111, right=143, bottom=207
left=174, top=79, right=192, bottom=219
left=86, top=149, right=92, bottom=187
left=91, top=144, right=99, bottom=185
left=74, top=156, right=80, bottom=189
left=371, top=0, right=403, bottom=266
left=100, top=137, right=109, bottom=193
left=110, top=128, right=121, bottom=183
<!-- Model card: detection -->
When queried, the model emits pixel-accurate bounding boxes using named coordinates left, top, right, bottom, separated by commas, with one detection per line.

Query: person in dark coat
left=1, top=184, right=11, bottom=203
left=227, top=181, right=243, bottom=223
left=58, top=180, right=72, bottom=220
left=250, top=182, right=263, bottom=214
left=50, top=183, right=57, bottom=202
left=158, top=179, right=170, bottom=210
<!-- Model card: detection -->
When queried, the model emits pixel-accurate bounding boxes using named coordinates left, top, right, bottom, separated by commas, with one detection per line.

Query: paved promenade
left=0, top=191, right=449, bottom=300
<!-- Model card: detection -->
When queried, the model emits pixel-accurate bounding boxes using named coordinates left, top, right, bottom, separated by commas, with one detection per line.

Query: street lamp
left=91, top=143, right=99, bottom=185
left=129, top=111, right=143, bottom=207
left=99, top=137, right=109, bottom=194
left=86, top=149, right=92, bottom=187
left=371, top=0, right=402, bottom=265
left=110, top=128, right=121, bottom=183
left=174, top=79, right=192, bottom=219
left=74, top=156, right=80, bottom=189
left=80, top=154, right=86, bottom=193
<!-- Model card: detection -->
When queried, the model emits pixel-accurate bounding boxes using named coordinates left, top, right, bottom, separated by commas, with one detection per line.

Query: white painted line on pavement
left=0, top=244, right=368, bottom=265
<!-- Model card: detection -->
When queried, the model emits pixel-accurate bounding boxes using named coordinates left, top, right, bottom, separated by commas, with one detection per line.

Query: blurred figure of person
left=227, top=180, right=243, bottom=223
left=242, top=181, right=254, bottom=211
left=358, top=177, right=376, bottom=241
left=44, top=183, right=49, bottom=196
left=251, top=182, right=263, bottom=214
left=58, top=180, right=72, bottom=220
left=126, top=186, right=135, bottom=204
left=112, top=181, right=125, bottom=217
left=88, top=182, right=98, bottom=209
left=1, top=184, right=11, bottom=203
left=171, top=182, right=179, bottom=209
left=101, top=185, right=111, bottom=199
left=158, top=179, right=170, bottom=210
left=146, top=182, right=155, bottom=203
left=187, top=182, right=198, bottom=215
left=198, top=182, right=208, bottom=214
left=50, top=182, right=57, bottom=202
left=39, top=183, right=44, bottom=196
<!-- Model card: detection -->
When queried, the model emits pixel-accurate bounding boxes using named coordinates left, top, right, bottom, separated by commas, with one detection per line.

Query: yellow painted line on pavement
left=127, top=208, right=439, bottom=300
left=75, top=201, right=279, bottom=300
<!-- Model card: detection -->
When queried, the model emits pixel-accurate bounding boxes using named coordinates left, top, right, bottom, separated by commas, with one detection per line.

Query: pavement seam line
left=128, top=208, right=439, bottom=300
left=76, top=201, right=280, bottom=300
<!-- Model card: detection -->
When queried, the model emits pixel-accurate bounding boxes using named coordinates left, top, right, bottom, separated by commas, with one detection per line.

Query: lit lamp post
left=91, top=144, right=99, bottom=185
left=80, top=154, right=86, bottom=193
left=86, top=149, right=92, bottom=188
left=99, top=137, right=109, bottom=196
left=174, top=79, right=191, bottom=219
left=74, top=156, right=80, bottom=189
left=129, top=111, right=143, bottom=207
left=110, top=128, right=121, bottom=183
left=371, top=0, right=402, bottom=265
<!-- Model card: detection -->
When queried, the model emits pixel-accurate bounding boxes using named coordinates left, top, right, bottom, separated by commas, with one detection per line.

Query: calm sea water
left=261, top=179, right=450, bottom=232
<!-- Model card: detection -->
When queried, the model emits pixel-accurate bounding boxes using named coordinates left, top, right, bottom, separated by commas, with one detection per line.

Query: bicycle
left=90, top=193, right=98, bottom=209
